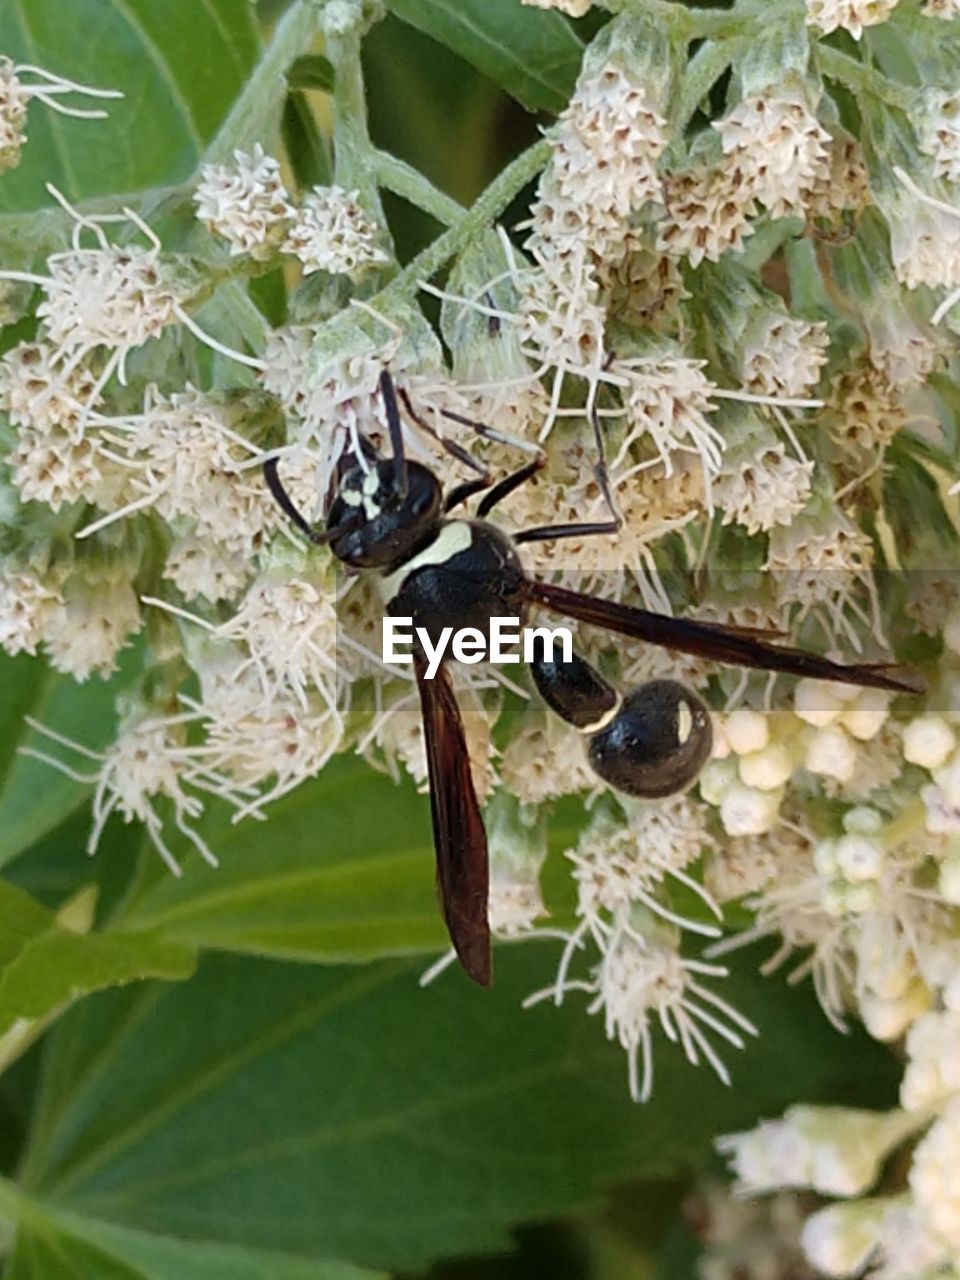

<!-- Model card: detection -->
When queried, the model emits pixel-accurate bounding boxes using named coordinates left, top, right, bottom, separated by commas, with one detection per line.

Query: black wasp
left=264, top=370, right=923, bottom=987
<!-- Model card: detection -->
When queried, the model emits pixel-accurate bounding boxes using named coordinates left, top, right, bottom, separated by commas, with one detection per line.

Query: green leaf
left=116, top=758, right=450, bottom=962
left=0, top=650, right=138, bottom=871
left=386, top=0, right=584, bottom=114
left=17, top=948, right=897, bottom=1271
left=0, top=0, right=259, bottom=215
left=115, top=758, right=585, bottom=964
left=0, top=879, right=195, bottom=1039
left=7, top=1218, right=143, bottom=1280
left=6, top=1206, right=381, bottom=1280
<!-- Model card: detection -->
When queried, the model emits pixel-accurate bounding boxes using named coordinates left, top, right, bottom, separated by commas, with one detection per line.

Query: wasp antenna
left=263, top=458, right=341, bottom=546
left=378, top=369, right=408, bottom=498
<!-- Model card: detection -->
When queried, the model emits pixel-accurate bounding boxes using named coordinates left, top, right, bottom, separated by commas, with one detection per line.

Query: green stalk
left=203, top=0, right=324, bottom=165
left=373, top=137, right=552, bottom=303
left=327, top=20, right=385, bottom=222
left=816, top=46, right=916, bottom=114
left=372, top=150, right=466, bottom=227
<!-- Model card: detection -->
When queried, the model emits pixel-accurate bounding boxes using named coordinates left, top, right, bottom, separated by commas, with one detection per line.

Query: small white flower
left=500, top=708, right=595, bottom=803
left=0, top=56, right=29, bottom=170
left=904, top=715, right=957, bottom=770
left=195, top=673, right=345, bottom=812
left=910, top=1097, right=960, bottom=1247
left=724, top=707, right=770, bottom=755
left=805, top=0, right=900, bottom=38
left=901, top=1009, right=960, bottom=1111
left=194, top=144, right=294, bottom=259
left=616, top=352, right=725, bottom=497
left=739, top=744, right=794, bottom=791
left=794, top=678, right=845, bottom=728
left=0, top=563, right=64, bottom=657
left=699, top=757, right=738, bottom=804
left=149, top=565, right=341, bottom=716
left=705, top=825, right=812, bottom=903
left=719, top=782, right=783, bottom=836
left=20, top=711, right=253, bottom=875
left=886, top=186, right=960, bottom=291
left=839, top=689, right=891, bottom=743
left=766, top=504, right=877, bottom=637
left=516, top=247, right=607, bottom=380
left=43, top=572, right=140, bottom=681
left=41, top=229, right=178, bottom=365
left=741, top=315, right=829, bottom=398
left=566, top=798, right=716, bottom=932
left=162, top=535, right=250, bottom=604
left=530, top=63, right=667, bottom=263
left=919, top=89, right=960, bottom=183
left=718, top=1105, right=920, bottom=1197
left=83, top=387, right=281, bottom=554
left=807, top=133, right=871, bottom=220
left=859, top=981, right=933, bottom=1042
left=0, top=55, right=120, bottom=173
left=284, top=187, right=389, bottom=275
left=806, top=724, right=859, bottom=783
left=535, top=918, right=756, bottom=1103
left=658, top=162, right=758, bottom=266
left=801, top=1198, right=888, bottom=1277
left=0, top=342, right=124, bottom=513
left=714, top=443, right=813, bottom=536
left=716, top=91, right=830, bottom=218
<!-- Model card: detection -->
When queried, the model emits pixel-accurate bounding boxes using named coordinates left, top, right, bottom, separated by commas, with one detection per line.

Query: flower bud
left=860, top=980, right=932, bottom=1041
left=801, top=1199, right=887, bottom=1278
left=699, top=757, right=738, bottom=804
left=725, top=707, right=769, bottom=755
left=805, top=725, right=858, bottom=782
left=839, top=689, right=890, bottom=742
left=739, top=743, right=793, bottom=790
left=717, top=1105, right=921, bottom=1197
left=720, top=782, right=783, bottom=835
left=795, top=678, right=843, bottom=727
left=904, top=715, right=957, bottom=769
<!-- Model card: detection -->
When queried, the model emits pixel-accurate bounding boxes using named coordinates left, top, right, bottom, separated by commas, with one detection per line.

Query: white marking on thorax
left=677, top=700, right=693, bottom=745
left=341, top=490, right=363, bottom=507
left=576, top=696, right=622, bottom=735
left=362, top=472, right=380, bottom=496
left=379, top=521, right=474, bottom=601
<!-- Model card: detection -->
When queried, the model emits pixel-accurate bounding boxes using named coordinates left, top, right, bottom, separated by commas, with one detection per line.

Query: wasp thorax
left=588, top=679, right=713, bottom=798
left=326, top=459, right=442, bottom=569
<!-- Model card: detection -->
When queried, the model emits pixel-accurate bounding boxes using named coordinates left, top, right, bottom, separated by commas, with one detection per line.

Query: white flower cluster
left=805, top=0, right=900, bottom=39
left=195, top=145, right=388, bottom=275
left=524, top=798, right=761, bottom=1101
left=530, top=62, right=668, bottom=263
left=703, top=622, right=960, bottom=1276
left=0, top=55, right=121, bottom=173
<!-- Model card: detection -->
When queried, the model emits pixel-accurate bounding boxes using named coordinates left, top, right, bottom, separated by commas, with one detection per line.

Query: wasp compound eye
left=588, top=679, right=713, bottom=799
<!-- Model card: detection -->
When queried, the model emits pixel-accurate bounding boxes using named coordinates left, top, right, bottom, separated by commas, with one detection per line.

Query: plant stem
left=203, top=0, right=324, bottom=166
left=373, top=137, right=552, bottom=304
left=327, top=19, right=385, bottom=222
left=609, top=0, right=746, bottom=41
left=372, top=151, right=465, bottom=227
left=816, top=46, right=916, bottom=114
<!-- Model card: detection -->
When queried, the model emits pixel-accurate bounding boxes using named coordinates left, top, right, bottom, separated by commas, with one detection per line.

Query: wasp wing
left=523, top=579, right=924, bottom=695
left=414, top=655, right=491, bottom=986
